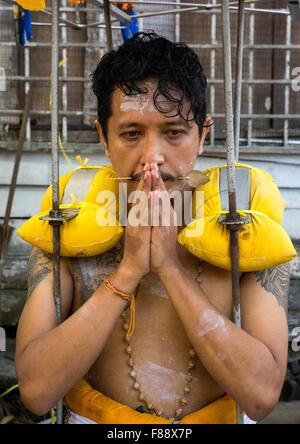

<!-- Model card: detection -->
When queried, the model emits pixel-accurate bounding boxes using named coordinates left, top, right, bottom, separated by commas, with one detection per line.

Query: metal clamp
left=218, top=212, right=251, bottom=231
left=39, top=208, right=80, bottom=225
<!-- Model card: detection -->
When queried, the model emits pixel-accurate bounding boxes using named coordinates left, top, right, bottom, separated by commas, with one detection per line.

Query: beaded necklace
left=121, top=261, right=204, bottom=422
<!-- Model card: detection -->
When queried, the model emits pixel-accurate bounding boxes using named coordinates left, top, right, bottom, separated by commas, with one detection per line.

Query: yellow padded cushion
left=178, top=163, right=296, bottom=271
left=17, top=163, right=124, bottom=257
left=17, top=202, right=123, bottom=257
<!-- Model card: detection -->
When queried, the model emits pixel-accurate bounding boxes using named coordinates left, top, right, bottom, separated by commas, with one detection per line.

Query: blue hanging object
left=19, top=8, right=33, bottom=46
left=120, top=8, right=138, bottom=41
left=114, top=3, right=139, bottom=42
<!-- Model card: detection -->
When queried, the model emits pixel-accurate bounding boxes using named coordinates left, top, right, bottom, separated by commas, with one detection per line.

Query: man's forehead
left=112, top=81, right=191, bottom=119
left=114, top=79, right=183, bottom=99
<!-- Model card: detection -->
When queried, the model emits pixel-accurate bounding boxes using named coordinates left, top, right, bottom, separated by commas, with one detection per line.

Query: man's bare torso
left=66, top=237, right=239, bottom=419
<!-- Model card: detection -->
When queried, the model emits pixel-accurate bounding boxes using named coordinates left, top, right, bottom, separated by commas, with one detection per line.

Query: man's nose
left=140, top=133, right=165, bottom=167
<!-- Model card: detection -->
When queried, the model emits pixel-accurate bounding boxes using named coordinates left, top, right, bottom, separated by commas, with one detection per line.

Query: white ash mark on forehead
left=120, top=94, right=156, bottom=114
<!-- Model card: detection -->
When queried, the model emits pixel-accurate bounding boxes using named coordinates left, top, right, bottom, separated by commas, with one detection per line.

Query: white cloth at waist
left=67, top=410, right=256, bottom=425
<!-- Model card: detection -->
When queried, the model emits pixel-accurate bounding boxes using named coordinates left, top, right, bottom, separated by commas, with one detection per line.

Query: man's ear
left=95, top=120, right=110, bottom=158
left=197, top=116, right=212, bottom=156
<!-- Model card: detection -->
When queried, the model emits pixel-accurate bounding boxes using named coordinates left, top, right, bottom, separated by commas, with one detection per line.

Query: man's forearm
left=158, top=264, right=282, bottom=421
left=17, top=264, right=140, bottom=415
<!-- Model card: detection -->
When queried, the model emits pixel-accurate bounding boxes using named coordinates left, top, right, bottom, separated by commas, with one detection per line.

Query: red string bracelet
left=101, top=277, right=135, bottom=337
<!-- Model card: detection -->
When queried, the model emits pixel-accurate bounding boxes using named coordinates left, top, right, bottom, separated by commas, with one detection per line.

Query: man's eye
left=121, top=131, right=140, bottom=139
left=167, top=130, right=185, bottom=137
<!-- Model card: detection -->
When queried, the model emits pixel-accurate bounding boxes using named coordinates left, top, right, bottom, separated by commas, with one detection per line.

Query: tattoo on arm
left=69, top=255, right=108, bottom=305
left=69, top=250, right=139, bottom=308
left=27, top=248, right=53, bottom=298
left=254, top=263, right=290, bottom=316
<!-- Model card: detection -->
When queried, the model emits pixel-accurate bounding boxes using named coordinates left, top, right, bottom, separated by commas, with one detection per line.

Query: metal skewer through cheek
left=108, top=170, right=210, bottom=188
left=109, top=176, right=190, bottom=180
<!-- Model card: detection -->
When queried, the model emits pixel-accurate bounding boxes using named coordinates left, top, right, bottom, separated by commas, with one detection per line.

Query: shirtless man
left=15, top=32, right=290, bottom=423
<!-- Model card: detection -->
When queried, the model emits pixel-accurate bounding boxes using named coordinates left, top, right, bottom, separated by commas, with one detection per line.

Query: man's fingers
left=150, top=163, right=159, bottom=190
left=150, top=162, right=168, bottom=193
left=157, top=173, right=168, bottom=192
left=144, top=170, right=152, bottom=190
left=150, top=188, right=178, bottom=228
left=130, top=164, right=151, bottom=208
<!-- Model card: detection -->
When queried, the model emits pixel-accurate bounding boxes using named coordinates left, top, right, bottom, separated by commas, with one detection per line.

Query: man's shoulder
left=66, top=241, right=124, bottom=268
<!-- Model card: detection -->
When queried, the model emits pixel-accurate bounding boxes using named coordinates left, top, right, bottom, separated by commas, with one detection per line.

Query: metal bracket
left=39, top=208, right=80, bottom=226
left=218, top=212, right=251, bottom=231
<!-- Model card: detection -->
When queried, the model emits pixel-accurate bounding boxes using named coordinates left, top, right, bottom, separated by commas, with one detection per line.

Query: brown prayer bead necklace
left=121, top=261, right=204, bottom=422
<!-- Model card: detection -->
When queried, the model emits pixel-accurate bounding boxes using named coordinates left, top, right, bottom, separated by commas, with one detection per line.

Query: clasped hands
left=121, top=162, right=181, bottom=279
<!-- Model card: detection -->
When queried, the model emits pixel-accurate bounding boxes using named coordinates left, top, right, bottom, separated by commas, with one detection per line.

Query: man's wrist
left=110, top=262, right=141, bottom=294
left=156, top=261, right=186, bottom=282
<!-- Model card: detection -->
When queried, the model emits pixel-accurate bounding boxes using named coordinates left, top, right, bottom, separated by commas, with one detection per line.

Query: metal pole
left=103, top=0, right=113, bottom=51
left=61, top=0, right=69, bottom=143
left=210, top=0, right=217, bottom=147
left=234, top=0, right=245, bottom=162
left=51, top=0, right=63, bottom=425
left=51, top=0, right=62, bottom=325
left=221, top=0, right=244, bottom=424
left=24, top=47, right=31, bottom=142
left=0, top=90, right=32, bottom=327
left=175, top=0, right=181, bottom=41
left=284, top=14, right=291, bottom=146
left=247, top=3, right=254, bottom=146
left=221, top=0, right=237, bottom=212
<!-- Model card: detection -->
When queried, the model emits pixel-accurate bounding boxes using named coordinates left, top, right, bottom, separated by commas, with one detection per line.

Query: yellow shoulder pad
left=178, top=163, right=296, bottom=271
left=17, top=162, right=124, bottom=257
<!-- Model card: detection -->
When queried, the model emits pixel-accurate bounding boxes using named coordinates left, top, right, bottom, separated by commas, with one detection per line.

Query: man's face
left=97, top=80, right=209, bottom=194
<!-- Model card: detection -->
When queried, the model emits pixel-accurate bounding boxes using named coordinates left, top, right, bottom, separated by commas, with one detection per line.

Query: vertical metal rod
left=175, top=0, right=181, bottom=41
left=247, top=3, right=254, bottom=146
left=51, top=0, right=61, bottom=322
left=284, top=14, right=291, bottom=147
left=24, top=47, right=31, bottom=142
left=1, top=91, right=32, bottom=258
left=221, top=0, right=237, bottom=212
left=51, top=0, right=63, bottom=425
left=221, top=0, right=244, bottom=424
left=210, top=0, right=217, bottom=147
left=99, top=8, right=105, bottom=43
left=234, top=0, right=245, bottom=162
left=103, top=0, right=113, bottom=51
left=0, top=90, right=32, bottom=327
left=61, top=0, right=68, bottom=143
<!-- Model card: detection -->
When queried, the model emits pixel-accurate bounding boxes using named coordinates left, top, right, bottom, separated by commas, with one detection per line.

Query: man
left=15, top=33, right=290, bottom=424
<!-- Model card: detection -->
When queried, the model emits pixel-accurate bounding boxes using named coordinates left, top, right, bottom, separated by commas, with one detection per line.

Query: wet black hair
left=92, top=32, right=207, bottom=141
